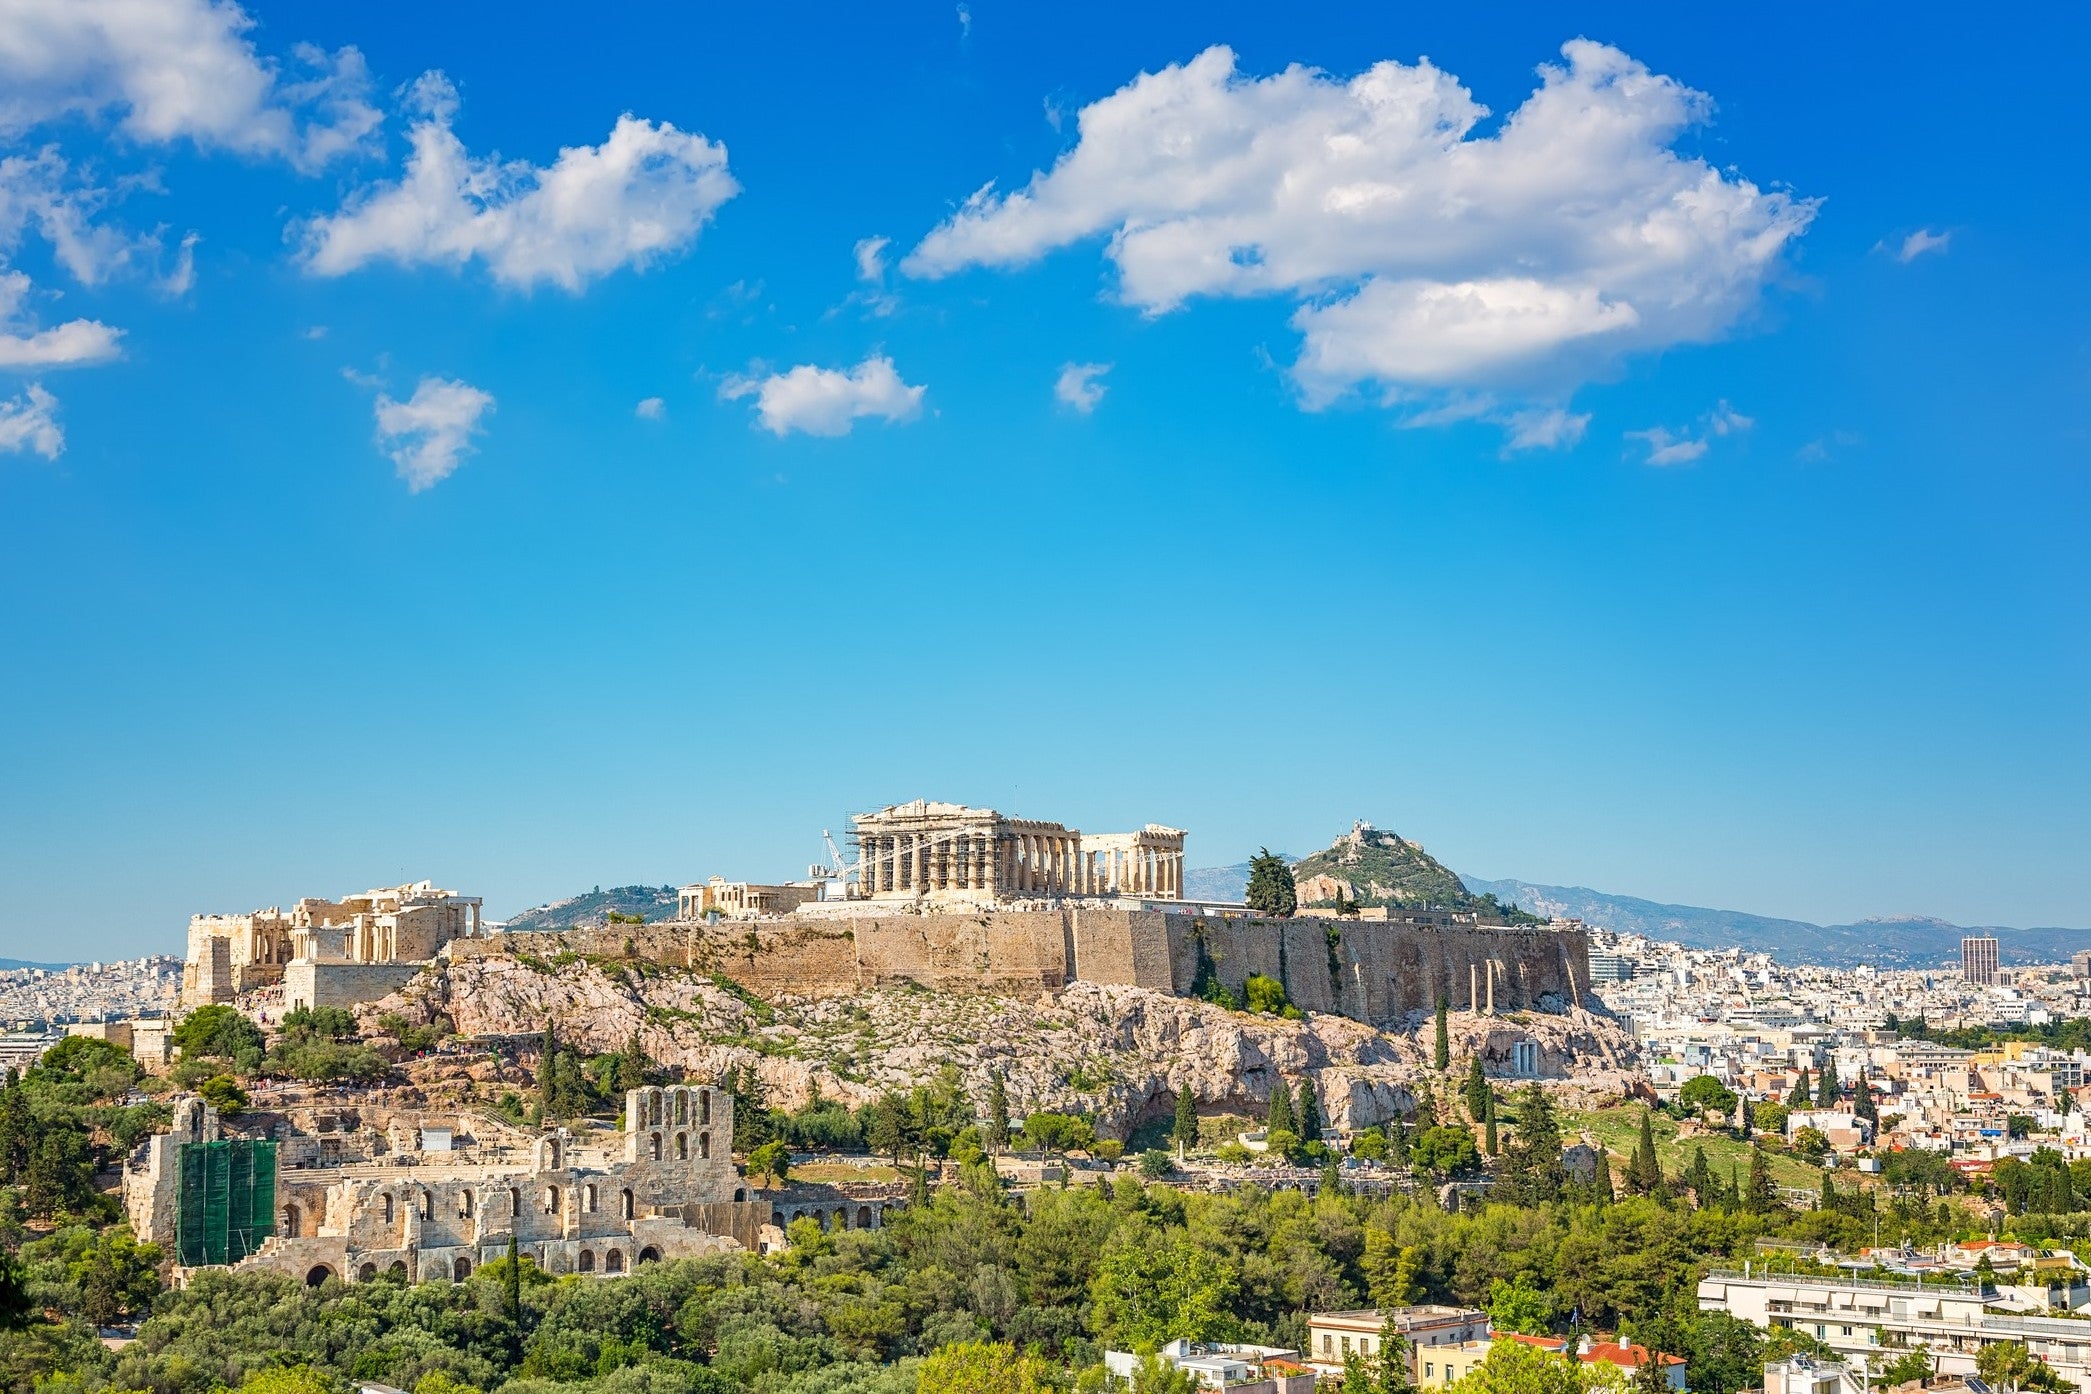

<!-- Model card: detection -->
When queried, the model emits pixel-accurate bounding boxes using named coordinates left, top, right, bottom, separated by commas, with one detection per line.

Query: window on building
left=586, top=1184, right=598, bottom=1213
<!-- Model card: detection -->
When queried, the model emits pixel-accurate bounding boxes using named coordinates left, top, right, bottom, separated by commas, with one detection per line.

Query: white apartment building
left=1701, top=1270, right=2091, bottom=1393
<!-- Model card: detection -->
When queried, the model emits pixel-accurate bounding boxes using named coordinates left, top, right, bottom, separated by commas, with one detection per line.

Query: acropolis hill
left=183, top=804, right=1624, bottom=1133
left=455, top=802, right=1595, bottom=1028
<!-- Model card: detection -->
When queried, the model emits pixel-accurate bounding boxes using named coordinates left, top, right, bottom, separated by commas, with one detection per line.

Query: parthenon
left=848, top=800, right=1185, bottom=903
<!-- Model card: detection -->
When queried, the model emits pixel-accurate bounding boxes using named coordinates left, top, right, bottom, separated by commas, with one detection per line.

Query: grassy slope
left=1566, top=1105, right=1826, bottom=1193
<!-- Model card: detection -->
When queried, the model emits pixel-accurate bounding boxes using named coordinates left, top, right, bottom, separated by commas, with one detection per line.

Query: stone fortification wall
left=1165, top=916, right=1589, bottom=1025
left=284, top=961, right=423, bottom=1012
left=470, top=910, right=1586, bottom=1030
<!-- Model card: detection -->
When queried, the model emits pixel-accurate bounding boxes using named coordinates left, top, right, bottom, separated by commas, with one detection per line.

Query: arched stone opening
left=578, top=1250, right=595, bottom=1273
left=357, top=1263, right=377, bottom=1283
left=620, top=1188, right=634, bottom=1219
left=388, top=1261, right=407, bottom=1278
left=857, top=1205, right=873, bottom=1228
left=281, top=1204, right=302, bottom=1238
left=453, top=1256, right=473, bottom=1280
left=305, top=1265, right=334, bottom=1288
left=637, top=1246, right=660, bottom=1266
left=605, top=1249, right=625, bottom=1274
left=675, top=1132, right=687, bottom=1161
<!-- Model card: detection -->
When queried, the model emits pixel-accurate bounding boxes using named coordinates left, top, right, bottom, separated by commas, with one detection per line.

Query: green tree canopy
left=1090, top=1230, right=1244, bottom=1350
left=1244, top=849, right=1296, bottom=918
left=173, top=1005, right=264, bottom=1067
left=1677, top=1076, right=1739, bottom=1121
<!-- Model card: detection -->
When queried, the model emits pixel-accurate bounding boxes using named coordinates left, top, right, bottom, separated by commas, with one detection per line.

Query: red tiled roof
left=1584, top=1342, right=1685, bottom=1369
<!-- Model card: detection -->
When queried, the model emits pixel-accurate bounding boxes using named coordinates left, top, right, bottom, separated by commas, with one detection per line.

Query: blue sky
left=1, top=1, right=2086, bottom=960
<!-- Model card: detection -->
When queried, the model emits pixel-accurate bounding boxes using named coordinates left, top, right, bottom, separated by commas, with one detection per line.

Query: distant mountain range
left=1184, top=858, right=2085, bottom=968
left=0, top=958, right=70, bottom=972
left=1458, top=876, right=2089, bottom=969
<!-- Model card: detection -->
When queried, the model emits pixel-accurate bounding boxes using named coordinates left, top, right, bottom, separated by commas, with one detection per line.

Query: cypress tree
left=1173, top=1084, right=1198, bottom=1153
left=505, top=1231, right=522, bottom=1359
left=1816, top=1058, right=1841, bottom=1108
left=1483, top=1093, right=1499, bottom=1156
left=1463, top=1055, right=1489, bottom=1120
left=1267, top=1078, right=1295, bottom=1137
left=536, top=1025, right=557, bottom=1114
left=984, top=1071, right=1011, bottom=1153
left=1787, top=1069, right=1812, bottom=1107
left=1434, top=998, right=1450, bottom=1071
left=1296, top=1078, right=1324, bottom=1145
left=1853, top=1069, right=1879, bottom=1128
left=1685, top=1145, right=1715, bottom=1207
left=1819, top=1170, right=1836, bottom=1211
left=1745, top=1148, right=1777, bottom=1213
left=1627, top=1108, right=1663, bottom=1195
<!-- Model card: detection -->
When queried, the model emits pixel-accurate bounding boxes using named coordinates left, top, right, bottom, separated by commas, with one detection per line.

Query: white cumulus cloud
left=0, top=0, right=381, bottom=169
left=635, top=396, right=665, bottom=420
left=907, top=40, right=1814, bottom=424
left=301, top=74, right=739, bottom=291
left=0, top=270, right=122, bottom=366
left=0, top=382, right=62, bottom=457
left=1054, top=361, right=1110, bottom=412
left=720, top=354, right=924, bottom=437
left=372, top=374, right=494, bottom=491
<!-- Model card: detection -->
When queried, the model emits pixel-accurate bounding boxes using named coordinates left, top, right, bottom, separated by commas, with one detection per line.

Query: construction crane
left=807, top=829, right=860, bottom=899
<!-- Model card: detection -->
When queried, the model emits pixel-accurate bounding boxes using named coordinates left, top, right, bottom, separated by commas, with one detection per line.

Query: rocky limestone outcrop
left=368, top=948, right=1639, bottom=1137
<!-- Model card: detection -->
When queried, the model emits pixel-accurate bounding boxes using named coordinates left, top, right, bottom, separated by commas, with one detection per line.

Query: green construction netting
left=175, top=1139, right=276, bottom=1267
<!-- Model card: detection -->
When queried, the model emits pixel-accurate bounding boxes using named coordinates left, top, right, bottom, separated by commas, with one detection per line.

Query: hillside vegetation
left=499, top=884, right=679, bottom=932
left=1289, top=824, right=1481, bottom=911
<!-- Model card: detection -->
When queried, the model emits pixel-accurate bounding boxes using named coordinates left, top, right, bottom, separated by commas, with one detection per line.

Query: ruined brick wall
left=469, top=910, right=1588, bottom=1031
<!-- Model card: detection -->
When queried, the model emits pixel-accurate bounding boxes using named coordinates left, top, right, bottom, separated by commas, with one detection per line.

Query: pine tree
left=1267, top=1079, right=1296, bottom=1137
left=1173, top=1085, right=1198, bottom=1154
left=1245, top=849, right=1297, bottom=918
left=1296, top=1078, right=1324, bottom=1146
left=1496, top=1084, right=1565, bottom=1204
left=1787, top=1069, right=1812, bottom=1107
left=1817, top=1058, right=1841, bottom=1108
left=984, top=1071, right=1011, bottom=1154
left=1434, top=999, right=1450, bottom=1071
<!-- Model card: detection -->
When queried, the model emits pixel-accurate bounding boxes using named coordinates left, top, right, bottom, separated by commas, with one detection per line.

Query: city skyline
left=1, top=2, right=2087, bottom=960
